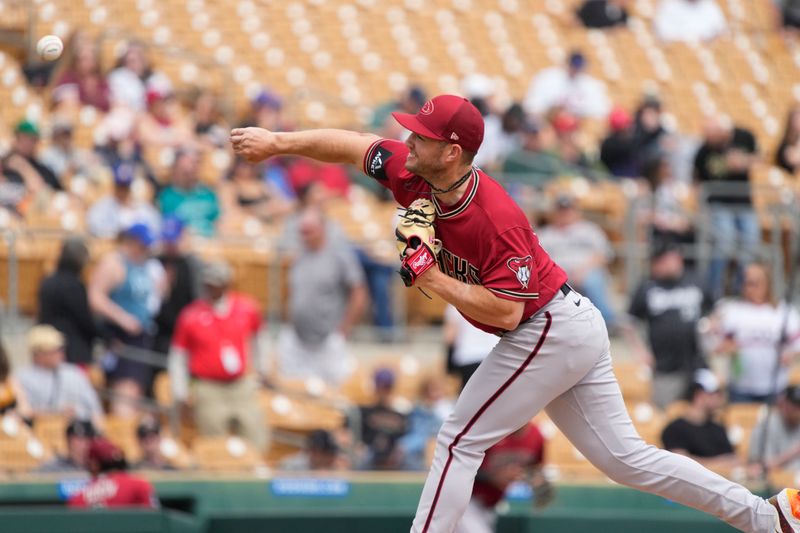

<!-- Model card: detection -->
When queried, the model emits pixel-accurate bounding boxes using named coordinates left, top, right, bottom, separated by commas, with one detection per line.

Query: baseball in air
left=36, top=35, right=63, bottom=61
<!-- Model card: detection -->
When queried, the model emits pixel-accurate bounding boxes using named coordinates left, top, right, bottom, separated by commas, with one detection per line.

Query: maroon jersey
left=472, top=424, right=545, bottom=507
left=68, top=472, right=158, bottom=509
left=363, top=138, right=568, bottom=334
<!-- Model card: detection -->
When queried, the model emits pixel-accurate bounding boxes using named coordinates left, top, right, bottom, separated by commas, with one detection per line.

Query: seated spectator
left=774, top=0, right=800, bottom=30
left=87, top=162, right=161, bottom=238
left=89, top=224, right=166, bottom=416
left=455, top=423, right=547, bottom=533
left=537, top=195, right=617, bottom=330
left=776, top=107, right=800, bottom=175
left=398, top=377, right=451, bottom=471
left=137, top=86, right=195, bottom=150
left=576, top=0, right=629, bottom=28
left=280, top=429, right=346, bottom=471
left=370, top=85, right=427, bottom=139
left=693, top=116, right=759, bottom=298
left=51, top=33, right=110, bottom=112
left=68, top=437, right=158, bottom=508
left=132, top=417, right=175, bottom=471
left=39, top=119, right=100, bottom=184
left=359, top=368, right=408, bottom=470
left=38, top=419, right=97, bottom=473
left=661, top=369, right=738, bottom=469
left=219, top=157, right=294, bottom=226
left=443, top=305, right=500, bottom=391
left=278, top=207, right=367, bottom=385
left=169, top=261, right=268, bottom=451
left=626, top=242, right=712, bottom=409
left=37, top=236, right=97, bottom=367
left=238, top=89, right=287, bottom=131
left=644, top=157, right=695, bottom=247
left=15, top=325, right=104, bottom=428
left=632, top=97, right=668, bottom=168
left=550, top=110, right=608, bottom=180
left=748, top=386, right=800, bottom=476
left=158, top=150, right=220, bottom=237
left=654, top=0, right=727, bottom=42
left=0, top=340, right=31, bottom=421
left=189, top=89, right=229, bottom=149
left=501, top=119, right=567, bottom=186
left=711, top=263, right=800, bottom=403
left=600, top=107, right=639, bottom=178
left=523, top=51, right=610, bottom=119
left=0, top=154, right=29, bottom=215
left=2, top=120, right=62, bottom=194
left=108, top=40, right=171, bottom=112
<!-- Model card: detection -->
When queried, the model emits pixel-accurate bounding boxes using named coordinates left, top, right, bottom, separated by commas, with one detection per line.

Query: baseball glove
left=396, top=198, right=441, bottom=287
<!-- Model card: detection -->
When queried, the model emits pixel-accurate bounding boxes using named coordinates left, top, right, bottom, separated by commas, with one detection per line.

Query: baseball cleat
left=770, top=489, right=800, bottom=532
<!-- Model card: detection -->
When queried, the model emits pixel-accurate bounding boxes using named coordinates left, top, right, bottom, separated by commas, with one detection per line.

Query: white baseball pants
left=411, top=288, right=779, bottom=533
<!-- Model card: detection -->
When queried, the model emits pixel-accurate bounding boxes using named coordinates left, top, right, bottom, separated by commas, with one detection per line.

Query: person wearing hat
left=86, top=162, right=161, bottom=239
left=89, top=223, right=166, bottom=416
left=137, top=85, right=194, bottom=149
left=132, top=417, right=175, bottom=471
left=500, top=118, right=567, bottom=186
left=599, top=106, right=639, bottom=178
left=523, top=50, right=611, bottom=119
left=168, top=260, right=267, bottom=450
left=68, top=437, right=158, bottom=508
left=2, top=119, right=62, bottom=195
left=748, top=386, right=800, bottom=475
left=231, top=94, right=792, bottom=533
left=38, top=419, right=98, bottom=473
left=661, top=369, right=739, bottom=470
left=15, top=325, right=104, bottom=429
left=40, top=118, right=100, bottom=182
left=37, top=236, right=97, bottom=366
left=358, top=367, right=408, bottom=470
left=626, top=241, right=713, bottom=409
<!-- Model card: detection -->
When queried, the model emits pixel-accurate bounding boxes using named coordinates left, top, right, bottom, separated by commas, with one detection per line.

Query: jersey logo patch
left=420, top=100, right=434, bottom=115
left=507, top=256, right=533, bottom=290
left=368, top=146, right=393, bottom=181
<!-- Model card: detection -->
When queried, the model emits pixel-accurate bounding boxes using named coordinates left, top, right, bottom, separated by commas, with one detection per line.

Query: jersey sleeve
left=627, top=283, right=648, bottom=320
left=480, top=227, right=541, bottom=301
left=362, top=139, right=422, bottom=207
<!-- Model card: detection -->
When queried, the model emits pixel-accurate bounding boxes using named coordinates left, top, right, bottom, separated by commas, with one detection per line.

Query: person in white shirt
left=87, top=162, right=161, bottom=239
left=444, top=305, right=500, bottom=390
left=654, top=0, right=727, bottom=42
left=523, top=51, right=611, bottom=119
left=711, top=263, right=800, bottom=403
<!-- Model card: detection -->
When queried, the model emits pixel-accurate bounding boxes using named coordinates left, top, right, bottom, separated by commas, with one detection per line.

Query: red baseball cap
left=392, top=94, right=484, bottom=153
left=88, top=437, right=125, bottom=465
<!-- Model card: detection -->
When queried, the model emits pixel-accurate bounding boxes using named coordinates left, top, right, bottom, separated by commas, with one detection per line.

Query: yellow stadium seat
left=192, top=435, right=264, bottom=471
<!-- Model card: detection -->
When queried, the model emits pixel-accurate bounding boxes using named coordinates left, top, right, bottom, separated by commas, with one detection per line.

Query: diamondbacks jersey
left=363, top=139, right=567, bottom=334
left=68, top=471, right=158, bottom=508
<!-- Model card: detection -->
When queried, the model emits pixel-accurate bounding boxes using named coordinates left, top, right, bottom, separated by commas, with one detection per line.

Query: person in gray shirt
left=748, top=386, right=800, bottom=475
left=15, top=325, right=104, bottom=429
left=278, top=206, right=368, bottom=385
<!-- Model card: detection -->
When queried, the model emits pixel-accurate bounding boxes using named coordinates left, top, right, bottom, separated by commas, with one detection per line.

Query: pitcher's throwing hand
left=230, top=127, right=278, bottom=163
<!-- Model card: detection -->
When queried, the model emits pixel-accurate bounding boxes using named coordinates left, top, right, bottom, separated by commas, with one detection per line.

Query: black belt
left=560, top=282, right=573, bottom=296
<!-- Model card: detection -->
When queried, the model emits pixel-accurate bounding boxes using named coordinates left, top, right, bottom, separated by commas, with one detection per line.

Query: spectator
left=38, top=419, right=97, bottom=473
left=0, top=152, right=29, bottom=215
left=443, top=305, right=500, bottom=390
left=455, top=423, right=547, bottom=533
left=626, top=242, right=712, bottom=409
left=523, top=50, right=610, bottom=119
left=550, top=110, right=608, bottom=180
left=748, top=386, right=800, bottom=475
left=89, top=223, right=166, bottom=416
left=600, top=106, right=638, bottom=178
left=153, top=217, right=202, bottom=356
left=108, top=40, right=171, bottom=112
left=2, top=119, right=62, bottom=193
left=501, top=119, right=567, bottom=185
left=776, top=107, right=800, bottom=175
left=774, top=0, right=800, bottom=29
left=371, top=85, right=427, bottom=139
left=37, top=236, right=97, bottom=367
left=280, top=429, right=346, bottom=471
left=169, top=260, right=268, bottom=451
left=68, top=437, right=158, bottom=508
left=39, top=118, right=100, bottom=184
left=693, top=116, right=759, bottom=298
left=398, top=376, right=451, bottom=471
left=157, top=150, right=220, bottom=238
left=137, top=87, right=195, bottom=149
left=661, top=369, right=738, bottom=469
left=239, top=89, right=287, bottom=131
left=537, top=195, right=617, bottom=330
left=632, top=97, right=668, bottom=168
left=711, top=262, right=800, bottom=403
left=132, top=417, right=176, bottom=471
left=576, top=0, right=629, bottom=28
left=189, top=89, right=229, bottom=149
left=644, top=157, right=696, bottom=248
left=0, top=341, right=31, bottom=421
left=278, top=207, right=368, bottom=385
left=51, top=34, right=110, bottom=112
left=87, top=162, right=161, bottom=238
left=654, top=0, right=727, bottom=42
left=15, top=325, right=103, bottom=427
left=359, top=368, right=408, bottom=470
left=219, top=157, right=294, bottom=227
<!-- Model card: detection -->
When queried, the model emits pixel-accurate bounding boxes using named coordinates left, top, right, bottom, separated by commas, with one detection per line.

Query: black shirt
left=600, top=131, right=638, bottom=178
left=661, top=417, right=734, bottom=457
left=576, top=0, right=628, bottom=28
left=359, top=404, right=408, bottom=469
left=693, top=127, right=757, bottom=205
left=38, top=270, right=97, bottom=365
left=628, top=274, right=711, bottom=374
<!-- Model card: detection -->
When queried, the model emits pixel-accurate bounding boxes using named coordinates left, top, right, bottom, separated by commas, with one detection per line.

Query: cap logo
left=450, top=132, right=459, bottom=141
left=420, top=100, right=434, bottom=115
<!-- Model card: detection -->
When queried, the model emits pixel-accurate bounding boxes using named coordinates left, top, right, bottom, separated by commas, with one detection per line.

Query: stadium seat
left=192, top=435, right=264, bottom=471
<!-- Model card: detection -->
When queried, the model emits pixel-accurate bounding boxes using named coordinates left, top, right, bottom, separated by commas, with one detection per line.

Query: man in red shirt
left=231, top=95, right=793, bottom=532
left=168, top=260, right=268, bottom=450
left=68, top=437, right=157, bottom=509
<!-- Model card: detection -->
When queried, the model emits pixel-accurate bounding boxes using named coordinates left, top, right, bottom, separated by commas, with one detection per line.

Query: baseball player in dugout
left=232, top=95, right=798, bottom=532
